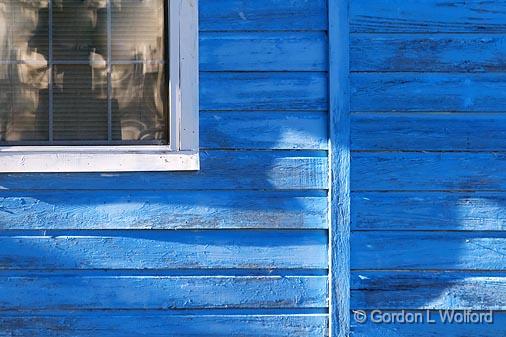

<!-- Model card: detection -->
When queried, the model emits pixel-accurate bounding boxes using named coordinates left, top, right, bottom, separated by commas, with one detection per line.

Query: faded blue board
left=352, top=192, right=506, bottom=231
left=201, top=111, right=328, bottom=150
left=352, top=232, right=506, bottom=270
left=351, top=0, right=506, bottom=33
left=351, top=34, right=506, bottom=72
left=0, top=230, right=328, bottom=270
left=200, top=0, right=328, bottom=31
left=0, top=314, right=329, bottom=337
left=0, top=275, right=328, bottom=310
left=352, top=271, right=506, bottom=309
left=0, top=191, right=327, bottom=229
left=201, top=32, right=328, bottom=71
left=351, top=73, right=506, bottom=112
left=201, top=72, right=328, bottom=111
left=352, top=113, right=506, bottom=151
left=352, top=152, right=506, bottom=191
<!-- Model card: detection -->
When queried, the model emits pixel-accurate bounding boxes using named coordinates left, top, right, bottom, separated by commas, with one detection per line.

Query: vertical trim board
left=328, top=0, right=351, bottom=336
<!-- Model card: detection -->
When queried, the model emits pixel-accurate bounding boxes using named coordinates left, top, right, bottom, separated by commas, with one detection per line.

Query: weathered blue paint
left=0, top=314, right=329, bottom=337
left=2, top=0, right=504, bottom=336
left=329, top=0, right=350, bottom=337
left=352, top=313, right=506, bottom=337
left=350, top=1, right=506, bottom=336
left=0, top=1, right=332, bottom=336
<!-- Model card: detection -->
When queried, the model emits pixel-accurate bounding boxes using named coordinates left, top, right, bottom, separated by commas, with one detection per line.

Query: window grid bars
left=47, top=0, right=114, bottom=143
left=1, top=0, right=170, bottom=146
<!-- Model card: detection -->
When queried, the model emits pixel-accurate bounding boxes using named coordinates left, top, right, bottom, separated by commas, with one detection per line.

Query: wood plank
left=0, top=230, right=327, bottom=270
left=329, top=0, right=351, bottom=336
left=352, top=311, right=504, bottom=336
left=200, top=0, right=327, bottom=31
left=201, top=72, right=328, bottom=111
left=0, top=151, right=327, bottom=190
left=351, top=34, right=506, bottom=72
left=200, top=32, right=328, bottom=71
left=0, top=276, right=328, bottom=310
left=352, top=232, right=506, bottom=270
left=352, top=192, right=506, bottom=231
left=351, top=113, right=506, bottom=151
left=352, top=272, right=506, bottom=310
left=0, top=191, right=327, bottom=230
left=352, top=152, right=506, bottom=191
left=0, top=314, right=329, bottom=337
left=201, top=111, right=328, bottom=150
left=351, top=73, right=506, bottom=112
left=351, top=0, right=506, bottom=33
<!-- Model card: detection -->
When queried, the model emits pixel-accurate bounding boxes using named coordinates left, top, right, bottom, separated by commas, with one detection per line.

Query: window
left=0, top=0, right=198, bottom=172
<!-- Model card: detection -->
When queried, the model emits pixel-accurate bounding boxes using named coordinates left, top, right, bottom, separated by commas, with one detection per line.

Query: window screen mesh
left=0, top=0, right=168, bottom=145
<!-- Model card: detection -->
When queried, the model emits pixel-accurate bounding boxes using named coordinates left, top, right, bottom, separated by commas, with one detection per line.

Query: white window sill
left=0, top=146, right=200, bottom=172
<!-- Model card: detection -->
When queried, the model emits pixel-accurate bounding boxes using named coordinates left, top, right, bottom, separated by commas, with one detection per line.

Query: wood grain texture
left=200, top=32, right=327, bottom=71
left=351, top=311, right=504, bottom=336
left=351, top=34, right=506, bottom=72
left=352, top=272, right=506, bottom=310
left=201, top=72, right=328, bottom=111
left=0, top=151, right=327, bottom=190
left=0, top=1, right=333, bottom=336
left=351, top=73, right=506, bottom=112
left=329, top=0, right=350, bottom=336
left=0, top=314, right=329, bottom=337
left=200, top=0, right=327, bottom=31
left=0, top=191, right=327, bottom=230
left=0, top=230, right=327, bottom=270
left=352, top=192, right=506, bottom=231
left=351, top=0, right=506, bottom=33
left=0, top=276, right=328, bottom=310
left=352, top=152, right=506, bottom=191
left=201, top=111, right=328, bottom=150
left=352, top=232, right=506, bottom=270
left=351, top=113, right=506, bottom=151
left=349, top=1, right=504, bottom=336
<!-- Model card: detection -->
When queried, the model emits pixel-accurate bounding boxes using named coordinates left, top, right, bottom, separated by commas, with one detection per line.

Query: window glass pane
left=52, top=0, right=107, bottom=61
left=110, top=0, right=166, bottom=143
left=53, top=64, right=108, bottom=140
left=111, top=0, right=164, bottom=62
left=0, top=0, right=49, bottom=142
left=111, top=63, right=166, bottom=141
left=0, top=0, right=167, bottom=145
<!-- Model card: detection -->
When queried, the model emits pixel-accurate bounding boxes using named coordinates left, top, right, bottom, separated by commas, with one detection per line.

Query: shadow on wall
left=350, top=190, right=506, bottom=335
left=0, top=1, right=330, bottom=335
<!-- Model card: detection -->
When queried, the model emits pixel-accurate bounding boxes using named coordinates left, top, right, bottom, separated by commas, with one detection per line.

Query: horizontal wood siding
left=350, top=0, right=505, bottom=335
left=0, top=315, right=329, bottom=337
left=0, top=1, right=330, bottom=336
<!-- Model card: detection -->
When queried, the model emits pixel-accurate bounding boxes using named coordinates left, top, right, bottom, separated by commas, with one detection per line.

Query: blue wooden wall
left=350, top=0, right=506, bottom=336
left=4, top=1, right=504, bottom=336
left=0, top=1, right=331, bottom=336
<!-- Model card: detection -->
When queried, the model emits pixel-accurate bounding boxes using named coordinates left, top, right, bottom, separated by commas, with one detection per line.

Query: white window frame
left=0, top=0, right=199, bottom=173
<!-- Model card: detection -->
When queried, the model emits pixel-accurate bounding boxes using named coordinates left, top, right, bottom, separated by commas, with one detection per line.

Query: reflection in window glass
left=0, top=0, right=49, bottom=142
left=53, top=64, right=108, bottom=140
left=0, top=0, right=167, bottom=145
